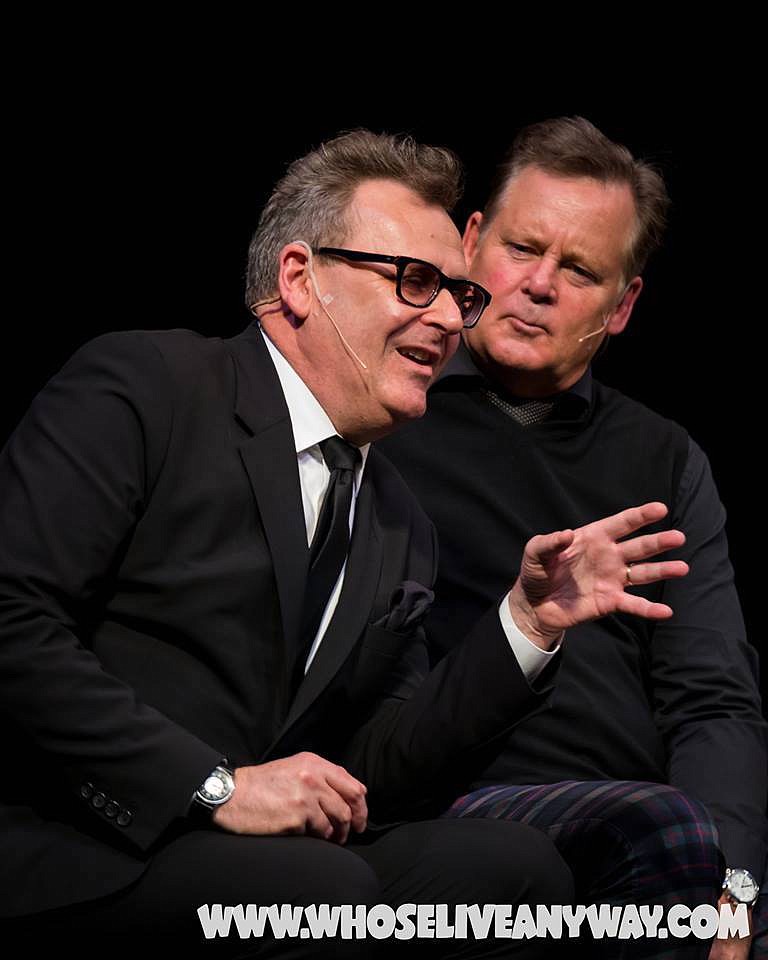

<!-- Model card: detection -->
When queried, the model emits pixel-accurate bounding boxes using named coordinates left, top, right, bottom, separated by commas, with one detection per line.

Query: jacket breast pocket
left=351, top=623, right=428, bottom=704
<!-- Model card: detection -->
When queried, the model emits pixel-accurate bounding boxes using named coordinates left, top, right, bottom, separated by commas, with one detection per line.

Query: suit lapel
left=226, top=325, right=386, bottom=745
left=225, top=325, right=308, bottom=658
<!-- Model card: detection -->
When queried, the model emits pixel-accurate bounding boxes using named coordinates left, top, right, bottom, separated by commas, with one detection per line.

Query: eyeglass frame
left=315, top=247, right=491, bottom=329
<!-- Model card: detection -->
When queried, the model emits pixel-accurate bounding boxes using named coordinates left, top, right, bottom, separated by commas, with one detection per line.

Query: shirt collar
left=260, top=327, right=370, bottom=467
left=437, top=340, right=592, bottom=410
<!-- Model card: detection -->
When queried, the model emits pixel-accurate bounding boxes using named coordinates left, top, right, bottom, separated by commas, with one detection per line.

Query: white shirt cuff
left=498, top=593, right=562, bottom=682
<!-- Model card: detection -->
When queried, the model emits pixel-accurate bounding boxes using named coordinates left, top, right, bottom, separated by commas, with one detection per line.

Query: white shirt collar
left=260, top=327, right=370, bottom=468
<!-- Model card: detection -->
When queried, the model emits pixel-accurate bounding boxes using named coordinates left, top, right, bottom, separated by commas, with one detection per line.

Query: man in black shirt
left=380, top=117, right=766, bottom=960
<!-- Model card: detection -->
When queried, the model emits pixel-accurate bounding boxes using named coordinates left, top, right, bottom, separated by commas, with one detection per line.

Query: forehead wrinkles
left=489, top=172, right=639, bottom=279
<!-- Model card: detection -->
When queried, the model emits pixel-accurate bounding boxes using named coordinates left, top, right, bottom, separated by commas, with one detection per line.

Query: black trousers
left=6, top=819, right=573, bottom=958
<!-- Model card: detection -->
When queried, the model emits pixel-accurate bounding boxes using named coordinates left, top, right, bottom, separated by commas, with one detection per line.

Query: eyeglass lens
left=401, top=262, right=482, bottom=326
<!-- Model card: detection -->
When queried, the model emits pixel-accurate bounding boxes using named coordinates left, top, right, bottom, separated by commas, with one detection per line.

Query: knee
left=604, top=783, right=723, bottom=894
left=614, top=785, right=719, bottom=855
left=301, top=842, right=382, bottom=907
left=421, top=819, right=574, bottom=907
left=493, top=820, right=575, bottom=906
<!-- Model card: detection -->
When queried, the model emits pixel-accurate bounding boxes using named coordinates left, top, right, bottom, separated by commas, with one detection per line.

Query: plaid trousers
left=445, top=780, right=744, bottom=959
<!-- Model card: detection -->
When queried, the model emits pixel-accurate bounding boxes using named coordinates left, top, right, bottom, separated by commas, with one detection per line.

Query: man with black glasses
left=1, top=129, right=686, bottom=955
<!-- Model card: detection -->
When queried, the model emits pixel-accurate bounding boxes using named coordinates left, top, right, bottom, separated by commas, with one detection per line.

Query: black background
left=5, top=67, right=761, bottom=696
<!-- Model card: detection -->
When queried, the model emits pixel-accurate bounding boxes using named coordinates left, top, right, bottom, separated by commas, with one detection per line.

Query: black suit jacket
left=0, top=324, right=547, bottom=918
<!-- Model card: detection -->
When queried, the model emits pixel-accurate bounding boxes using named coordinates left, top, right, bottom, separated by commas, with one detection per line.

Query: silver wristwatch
left=193, top=764, right=236, bottom=812
left=722, top=867, right=760, bottom=906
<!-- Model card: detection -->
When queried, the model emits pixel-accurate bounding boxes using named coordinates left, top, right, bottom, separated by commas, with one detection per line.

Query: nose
left=422, top=288, right=465, bottom=336
left=522, top=256, right=557, bottom=305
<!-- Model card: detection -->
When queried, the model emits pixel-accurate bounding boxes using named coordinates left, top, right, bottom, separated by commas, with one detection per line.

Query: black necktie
left=294, top=436, right=361, bottom=686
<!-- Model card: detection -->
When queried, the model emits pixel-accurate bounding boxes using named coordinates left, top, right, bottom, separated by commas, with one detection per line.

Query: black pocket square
left=372, top=580, right=434, bottom=634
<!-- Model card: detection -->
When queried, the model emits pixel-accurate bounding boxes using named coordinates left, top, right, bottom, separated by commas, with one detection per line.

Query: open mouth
left=397, top=347, right=436, bottom=367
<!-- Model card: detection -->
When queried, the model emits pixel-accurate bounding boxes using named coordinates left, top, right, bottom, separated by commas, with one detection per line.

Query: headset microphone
left=294, top=240, right=368, bottom=372
left=578, top=284, right=633, bottom=344
left=577, top=318, right=609, bottom=343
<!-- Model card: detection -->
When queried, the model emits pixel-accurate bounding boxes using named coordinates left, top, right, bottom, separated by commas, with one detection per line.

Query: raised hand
left=508, top=502, right=689, bottom=649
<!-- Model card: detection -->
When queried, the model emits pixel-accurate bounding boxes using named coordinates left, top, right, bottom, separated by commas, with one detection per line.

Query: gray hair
left=245, top=129, right=463, bottom=306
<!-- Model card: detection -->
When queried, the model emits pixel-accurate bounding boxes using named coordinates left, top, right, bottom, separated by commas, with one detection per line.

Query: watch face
left=726, top=870, right=759, bottom=903
left=197, top=767, right=235, bottom=805
left=202, top=773, right=229, bottom=801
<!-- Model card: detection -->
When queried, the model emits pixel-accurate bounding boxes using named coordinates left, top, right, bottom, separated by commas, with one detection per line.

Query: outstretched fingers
left=614, top=591, right=676, bottom=620
left=621, top=529, right=686, bottom=564
left=595, top=501, right=670, bottom=540
left=624, top=559, right=689, bottom=587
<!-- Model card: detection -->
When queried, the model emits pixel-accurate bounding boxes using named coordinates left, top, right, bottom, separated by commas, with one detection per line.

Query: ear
left=276, top=243, right=314, bottom=321
left=605, top=276, right=643, bottom=336
left=462, top=211, right=484, bottom=266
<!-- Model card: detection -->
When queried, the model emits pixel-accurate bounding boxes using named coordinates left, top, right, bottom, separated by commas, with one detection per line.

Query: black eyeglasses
left=316, top=247, right=491, bottom=329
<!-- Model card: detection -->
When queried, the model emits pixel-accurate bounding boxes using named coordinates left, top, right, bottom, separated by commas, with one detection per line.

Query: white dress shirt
left=262, top=330, right=369, bottom=672
left=262, top=329, right=557, bottom=681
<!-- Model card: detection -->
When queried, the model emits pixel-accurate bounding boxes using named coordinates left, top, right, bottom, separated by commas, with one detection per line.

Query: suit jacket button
left=80, top=782, right=94, bottom=800
left=91, top=792, right=107, bottom=810
left=116, top=809, right=133, bottom=827
left=104, top=801, right=120, bottom=819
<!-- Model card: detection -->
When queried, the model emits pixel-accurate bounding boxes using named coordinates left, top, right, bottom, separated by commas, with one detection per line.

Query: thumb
left=524, top=528, right=575, bottom=566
